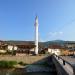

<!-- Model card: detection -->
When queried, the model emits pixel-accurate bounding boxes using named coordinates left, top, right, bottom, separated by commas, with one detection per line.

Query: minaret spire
left=34, top=16, right=39, bottom=55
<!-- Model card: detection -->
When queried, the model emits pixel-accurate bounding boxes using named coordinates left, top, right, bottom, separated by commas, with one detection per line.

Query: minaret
left=34, top=16, right=39, bottom=55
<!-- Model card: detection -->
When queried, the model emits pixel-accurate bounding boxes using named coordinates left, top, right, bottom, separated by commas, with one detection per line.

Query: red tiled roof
left=48, top=45, right=63, bottom=49
left=16, top=44, right=35, bottom=48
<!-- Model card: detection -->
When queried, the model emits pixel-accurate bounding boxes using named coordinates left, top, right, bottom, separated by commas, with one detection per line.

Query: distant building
left=48, top=45, right=64, bottom=55
left=64, top=42, right=75, bottom=55
left=65, top=42, right=75, bottom=50
left=0, top=40, right=36, bottom=55
left=16, top=44, right=35, bottom=54
left=0, top=40, right=75, bottom=55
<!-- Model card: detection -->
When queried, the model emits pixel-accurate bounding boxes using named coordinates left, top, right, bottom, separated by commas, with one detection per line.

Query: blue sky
left=0, top=0, right=75, bottom=41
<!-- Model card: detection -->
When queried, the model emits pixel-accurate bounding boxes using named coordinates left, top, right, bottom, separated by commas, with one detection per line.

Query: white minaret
left=34, top=16, right=39, bottom=55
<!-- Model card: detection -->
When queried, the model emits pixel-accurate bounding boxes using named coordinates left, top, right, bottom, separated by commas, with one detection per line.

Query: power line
left=56, top=19, right=75, bottom=31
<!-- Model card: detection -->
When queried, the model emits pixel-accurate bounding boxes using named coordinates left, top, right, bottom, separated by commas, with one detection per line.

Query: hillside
left=0, top=40, right=75, bottom=48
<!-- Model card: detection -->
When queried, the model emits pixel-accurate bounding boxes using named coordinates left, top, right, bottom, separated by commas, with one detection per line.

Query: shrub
left=18, top=61, right=28, bottom=66
left=12, top=50, right=16, bottom=55
left=0, top=60, right=17, bottom=68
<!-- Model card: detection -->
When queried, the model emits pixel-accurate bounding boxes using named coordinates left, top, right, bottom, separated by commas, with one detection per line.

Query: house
left=7, top=44, right=18, bottom=52
left=64, top=42, right=75, bottom=55
left=48, top=45, right=64, bottom=55
left=0, top=40, right=7, bottom=53
left=0, top=40, right=36, bottom=55
left=16, top=44, right=35, bottom=54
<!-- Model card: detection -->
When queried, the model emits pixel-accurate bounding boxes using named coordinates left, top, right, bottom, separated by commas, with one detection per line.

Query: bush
left=12, top=50, right=16, bottom=55
left=18, top=61, right=28, bottom=66
left=0, top=61, right=17, bottom=68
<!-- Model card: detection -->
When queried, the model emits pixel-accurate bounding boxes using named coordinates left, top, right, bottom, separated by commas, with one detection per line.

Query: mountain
left=44, top=40, right=65, bottom=47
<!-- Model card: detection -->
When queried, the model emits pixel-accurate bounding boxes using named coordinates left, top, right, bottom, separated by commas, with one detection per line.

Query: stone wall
left=52, top=55, right=69, bottom=75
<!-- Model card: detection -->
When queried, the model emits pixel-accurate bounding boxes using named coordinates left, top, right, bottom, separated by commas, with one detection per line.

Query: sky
left=0, top=0, right=75, bottom=41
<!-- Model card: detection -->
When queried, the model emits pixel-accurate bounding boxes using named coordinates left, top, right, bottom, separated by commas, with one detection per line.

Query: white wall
left=0, top=50, right=7, bottom=53
left=48, top=49, right=52, bottom=53
left=8, top=45, right=13, bottom=51
left=48, top=48, right=61, bottom=55
left=8, top=45, right=18, bottom=51
left=30, top=48, right=35, bottom=51
left=14, top=46, right=18, bottom=50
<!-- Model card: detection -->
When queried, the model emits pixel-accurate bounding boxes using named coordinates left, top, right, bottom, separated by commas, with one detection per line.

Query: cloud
left=48, top=31, right=63, bottom=36
left=59, top=31, right=63, bottom=35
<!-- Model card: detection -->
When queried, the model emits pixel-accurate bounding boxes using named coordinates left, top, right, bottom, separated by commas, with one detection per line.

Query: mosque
left=0, top=16, right=75, bottom=56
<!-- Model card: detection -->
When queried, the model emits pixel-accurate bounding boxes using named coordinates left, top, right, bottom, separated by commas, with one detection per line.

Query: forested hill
left=0, top=40, right=75, bottom=47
